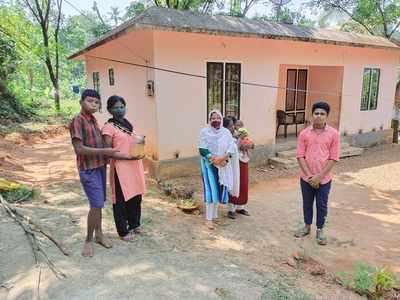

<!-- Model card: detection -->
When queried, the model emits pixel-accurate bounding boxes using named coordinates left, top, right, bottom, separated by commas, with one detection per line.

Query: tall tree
left=92, top=1, right=109, bottom=28
left=23, top=0, right=63, bottom=111
left=269, top=0, right=291, bottom=21
left=0, top=31, right=18, bottom=94
left=253, top=4, right=315, bottom=27
left=123, top=1, right=146, bottom=21
left=153, top=0, right=216, bottom=12
left=313, top=0, right=400, bottom=39
left=229, top=0, right=260, bottom=17
left=108, top=6, right=121, bottom=26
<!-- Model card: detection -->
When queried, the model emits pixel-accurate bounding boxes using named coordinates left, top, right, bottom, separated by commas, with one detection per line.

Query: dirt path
left=1, top=134, right=399, bottom=299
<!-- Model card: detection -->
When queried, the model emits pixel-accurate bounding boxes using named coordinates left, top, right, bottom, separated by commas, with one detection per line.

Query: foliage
left=261, top=278, right=314, bottom=300
left=254, top=6, right=316, bottom=27
left=0, top=178, right=40, bottom=203
left=336, top=262, right=399, bottom=299
left=0, top=92, right=36, bottom=124
left=0, top=31, right=17, bottom=88
left=0, top=2, right=84, bottom=121
left=313, top=0, right=400, bottom=38
left=153, top=0, right=217, bottom=13
left=123, top=1, right=146, bottom=21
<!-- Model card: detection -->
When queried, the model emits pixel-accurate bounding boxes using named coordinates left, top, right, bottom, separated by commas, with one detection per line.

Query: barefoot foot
left=95, top=236, right=113, bottom=249
left=81, top=242, right=94, bottom=257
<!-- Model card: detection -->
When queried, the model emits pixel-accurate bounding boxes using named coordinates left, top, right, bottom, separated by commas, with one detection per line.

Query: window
left=225, top=63, right=241, bottom=118
left=108, top=68, right=115, bottom=86
left=361, top=68, right=380, bottom=111
left=93, top=72, right=100, bottom=92
left=206, top=62, right=241, bottom=120
left=285, top=69, right=307, bottom=124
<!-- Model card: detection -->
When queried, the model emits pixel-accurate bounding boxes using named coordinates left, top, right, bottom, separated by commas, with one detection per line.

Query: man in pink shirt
left=295, top=101, right=340, bottom=245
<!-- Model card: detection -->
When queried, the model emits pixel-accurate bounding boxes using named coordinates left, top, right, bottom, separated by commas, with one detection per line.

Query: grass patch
left=261, top=278, right=314, bottom=300
left=141, top=216, right=153, bottom=227
left=34, top=98, right=80, bottom=122
left=336, top=262, right=399, bottom=299
left=0, top=96, right=80, bottom=135
left=145, top=184, right=160, bottom=198
left=0, top=184, right=40, bottom=203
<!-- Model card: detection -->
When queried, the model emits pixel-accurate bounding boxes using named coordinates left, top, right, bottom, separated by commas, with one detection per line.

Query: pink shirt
left=102, top=123, right=146, bottom=204
left=296, top=124, right=340, bottom=185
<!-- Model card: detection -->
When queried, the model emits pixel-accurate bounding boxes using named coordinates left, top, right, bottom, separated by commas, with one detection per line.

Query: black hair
left=209, top=111, right=219, bottom=120
left=312, top=101, right=330, bottom=115
left=223, top=117, right=233, bottom=128
left=106, top=95, right=132, bottom=132
left=81, top=89, right=100, bottom=102
left=107, top=95, right=126, bottom=112
left=228, top=116, right=237, bottom=124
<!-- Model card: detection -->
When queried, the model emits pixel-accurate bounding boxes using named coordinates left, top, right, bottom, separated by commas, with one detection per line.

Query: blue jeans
left=300, top=178, right=332, bottom=229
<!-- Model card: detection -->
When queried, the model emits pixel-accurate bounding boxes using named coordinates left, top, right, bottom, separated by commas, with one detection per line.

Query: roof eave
left=143, top=24, right=400, bottom=51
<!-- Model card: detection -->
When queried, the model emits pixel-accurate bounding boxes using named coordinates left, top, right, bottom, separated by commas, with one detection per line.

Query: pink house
left=69, top=7, right=400, bottom=179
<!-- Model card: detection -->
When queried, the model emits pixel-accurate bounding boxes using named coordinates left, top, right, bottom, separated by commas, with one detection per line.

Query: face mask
left=111, top=107, right=126, bottom=119
left=211, top=121, right=221, bottom=129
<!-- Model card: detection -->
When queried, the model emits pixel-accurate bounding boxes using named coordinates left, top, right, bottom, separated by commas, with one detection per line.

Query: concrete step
left=277, top=149, right=297, bottom=159
left=340, top=146, right=364, bottom=158
left=268, top=157, right=298, bottom=170
left=276, top=143, right=359, bottom=159
left=341, top=142, right=350, bottom=148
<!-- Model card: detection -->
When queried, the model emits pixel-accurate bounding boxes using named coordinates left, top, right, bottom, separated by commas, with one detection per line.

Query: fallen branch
left=11, top=205, right=70, bottom=256
left=0, top=280, right=14, bottom=290
left=0, top=195, right=67, bottom=280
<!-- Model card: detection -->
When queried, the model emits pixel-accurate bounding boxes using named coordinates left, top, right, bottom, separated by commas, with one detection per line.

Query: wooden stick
left=11, top=205, right=70, bottom=256
left=0, top=195, right=39, bottom=263
left=0, top=195, right=67, bottom=279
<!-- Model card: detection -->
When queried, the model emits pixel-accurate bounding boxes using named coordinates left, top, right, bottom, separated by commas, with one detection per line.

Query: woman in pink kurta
left=102, top=95, right=146, bottom=241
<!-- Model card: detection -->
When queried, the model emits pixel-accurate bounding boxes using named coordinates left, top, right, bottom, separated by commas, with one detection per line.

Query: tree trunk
left=54, top=86, right=60, bottom=111
left=28, top=67, right=34, bottom=103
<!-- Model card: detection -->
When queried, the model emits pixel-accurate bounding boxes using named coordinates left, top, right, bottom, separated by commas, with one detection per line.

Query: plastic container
left=130, top=135, right=145, bottom=157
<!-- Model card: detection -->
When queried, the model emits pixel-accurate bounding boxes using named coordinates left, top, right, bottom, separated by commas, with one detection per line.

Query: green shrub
left=336, top=262, right=399, bottom=299
left=261, top=279, right=314, bottom=300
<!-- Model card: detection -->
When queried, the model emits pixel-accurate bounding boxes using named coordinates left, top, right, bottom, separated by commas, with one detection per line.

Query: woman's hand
left=211, top=156, right=228, bottom=167
left=218, top=160, right=228, bottom=167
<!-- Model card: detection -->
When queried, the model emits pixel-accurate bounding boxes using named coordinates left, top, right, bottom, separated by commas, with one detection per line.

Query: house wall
left=153, top=31, right=279, bottom=160
left=152, top=30, right=398, bottom=159
left=83, top=29, right=159, bottom=158
left=308, top=66, right=344, bottom=130
left=340, top=49, right=398, bottom=134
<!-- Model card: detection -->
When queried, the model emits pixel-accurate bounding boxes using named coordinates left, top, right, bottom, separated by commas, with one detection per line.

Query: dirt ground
left=0, top=131, right=399, bottom=300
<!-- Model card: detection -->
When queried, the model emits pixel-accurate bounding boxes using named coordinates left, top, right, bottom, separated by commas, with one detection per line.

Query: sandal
left=294, top=227, right=311, bottom=238
left=236, top=209, right=250, bottom=216
left=132, top=227, right=145, bottom=235
left=120, top=232, right=134, bottom=241
left=227, top=211, right=236, bottom=219
left=316, top=229, right=327, bottom=245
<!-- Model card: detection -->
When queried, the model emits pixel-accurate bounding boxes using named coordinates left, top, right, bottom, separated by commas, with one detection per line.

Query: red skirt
left=229, top=161, right=249, bottom=205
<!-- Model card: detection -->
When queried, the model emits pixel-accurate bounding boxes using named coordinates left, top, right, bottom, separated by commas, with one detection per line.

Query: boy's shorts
left=79, top=166, right=106, bottom=208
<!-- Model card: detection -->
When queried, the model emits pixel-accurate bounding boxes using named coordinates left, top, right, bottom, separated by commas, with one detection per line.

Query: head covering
left=199, top=109, right=239, bottom=195
left=199, top=109, right=231, bottom=155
